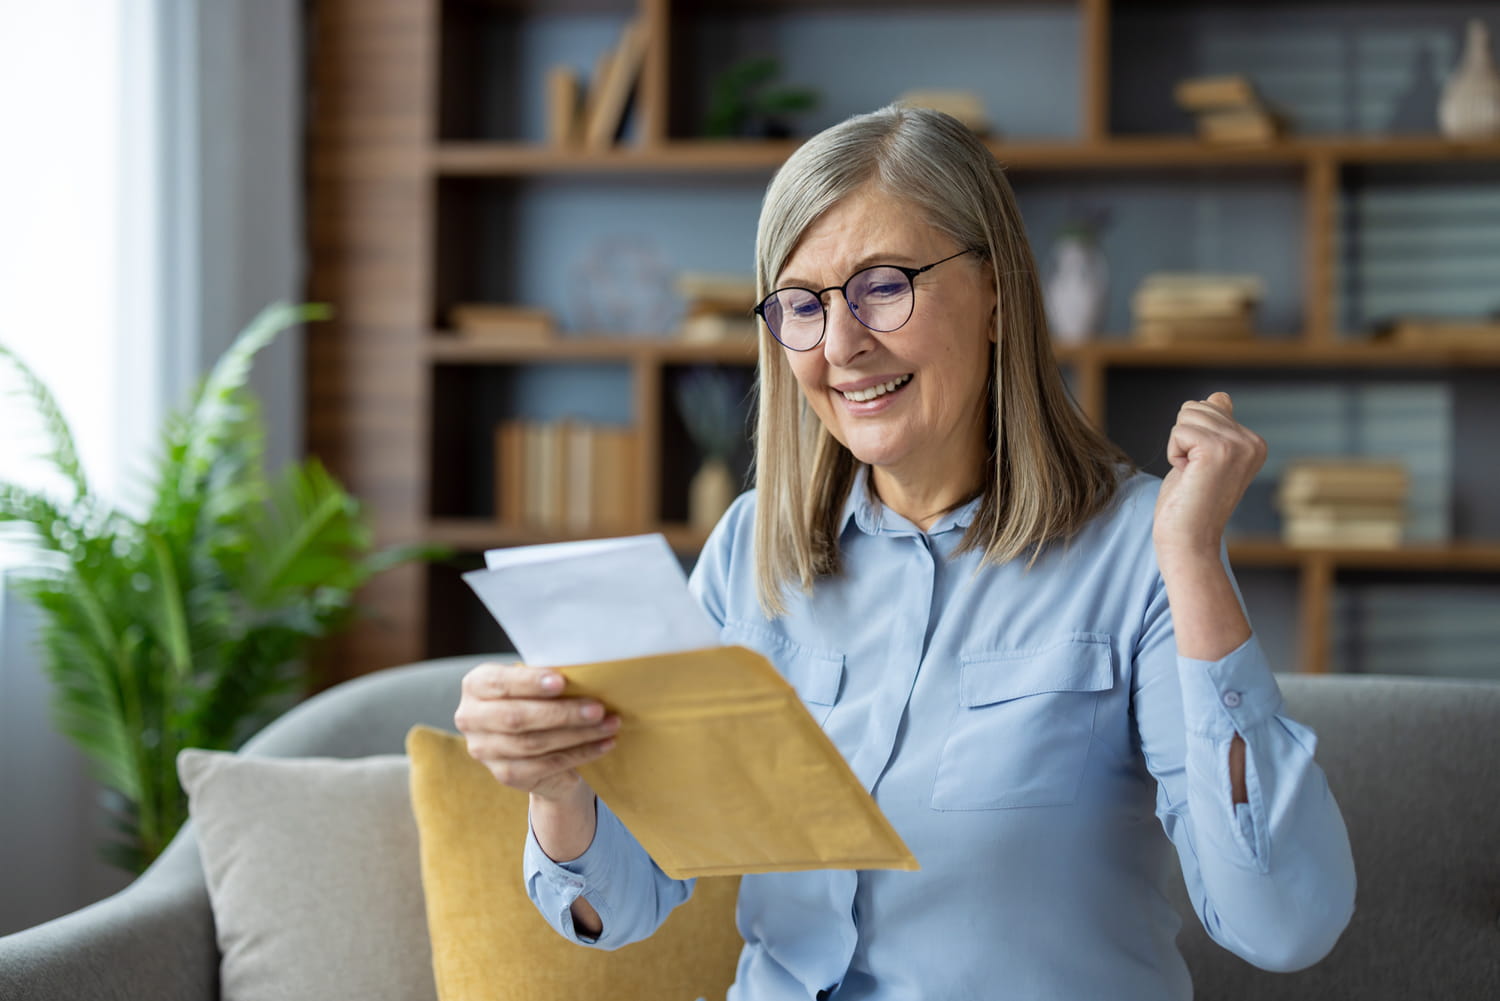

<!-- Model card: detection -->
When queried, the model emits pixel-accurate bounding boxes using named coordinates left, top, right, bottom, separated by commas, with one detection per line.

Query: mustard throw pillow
left=405, top=725, right=743, bottom=1001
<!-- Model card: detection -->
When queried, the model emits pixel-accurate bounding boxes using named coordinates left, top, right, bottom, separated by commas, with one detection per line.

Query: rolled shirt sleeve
left=1136, top=571, right=1356, bottom=973
left=523, top=797, right=694, bottom=950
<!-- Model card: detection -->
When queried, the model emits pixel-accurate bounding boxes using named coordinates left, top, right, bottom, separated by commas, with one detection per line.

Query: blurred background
left=2, top=0, right=1497, bottom=934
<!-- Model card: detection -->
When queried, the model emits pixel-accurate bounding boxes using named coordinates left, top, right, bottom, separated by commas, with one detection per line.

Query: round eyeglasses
left=754, top=248, right=976, bottom=351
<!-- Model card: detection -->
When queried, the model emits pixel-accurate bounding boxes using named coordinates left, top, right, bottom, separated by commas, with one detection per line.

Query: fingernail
left=540, top=673, right=563, bottom=692
left=580, top=702, right=603, bottom=722
left=598, top=738, right=616, bottom=752
left=601, top=716, right=621, bottom=733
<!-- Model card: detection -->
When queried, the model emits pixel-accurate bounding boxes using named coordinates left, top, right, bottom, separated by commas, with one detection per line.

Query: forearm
left=530, top=787, right=604, bottom=935
left=1159, top=549, right=1251, bottom=803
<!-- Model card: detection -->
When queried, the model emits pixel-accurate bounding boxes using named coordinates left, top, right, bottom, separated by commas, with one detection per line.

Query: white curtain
left=0, top=0, right=303, bottom=933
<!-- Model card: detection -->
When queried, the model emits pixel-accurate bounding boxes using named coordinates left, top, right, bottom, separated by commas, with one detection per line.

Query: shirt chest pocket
left=932, top=635, right=1114, bottom=811
left=719, top=620, right=843, bottom=726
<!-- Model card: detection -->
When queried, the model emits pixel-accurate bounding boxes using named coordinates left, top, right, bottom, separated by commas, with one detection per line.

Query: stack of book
left=1276, top=459, right=1409, bottom=549
left=676, top=272, right=759, bottom=342
left=1382, top=316, right=1500, bottom=348
left=494, top=421, right=641, bottom=533
left=1131, top=273, right=1262, bottom=345
left=449, top=304, right=555, bottom=343
left=546, top=17, right=650, bottom=150
left=1174, top=74, right=1283, bottom=144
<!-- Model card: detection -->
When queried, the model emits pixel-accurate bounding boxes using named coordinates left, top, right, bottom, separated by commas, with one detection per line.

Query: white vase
left=1439, top=20, right=1500, bottom=140
left=689, top=459, right=736, bottom=532
left=1045, top=237, right=1108, bottom=345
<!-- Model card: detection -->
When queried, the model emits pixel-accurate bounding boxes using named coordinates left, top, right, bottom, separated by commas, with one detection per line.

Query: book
left=675, top=272, right=758, bottom=310
left=564, top=422, right=595, bottom=533
left=1284, top=520, right=1403, bottom=549
left=545, top=65, right=582, bottom=148
left=1278, top=460, right=1409, bottom=505
left=494, top=421, right=527, bottom=525
left=583, top=17, right=649, bottom=150
left=1386, top=318, right=1500, bottom=347
left=1133, top=287, right=1256, bottom=317
left=1139, top=272, right=1266, bottom=297
left=1174, top=74, right=1259, bottom=111
left=449, top=304, right=555, bottom=341
left=1198, top=108, right=1281, bottom=144
left=1134, top=317, right=1255, bottom=344
left=680, top=312, right=760, bottom=343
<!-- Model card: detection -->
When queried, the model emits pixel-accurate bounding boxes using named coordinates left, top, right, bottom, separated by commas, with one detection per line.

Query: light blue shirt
left=525, top=468, right=1356, bottom=1000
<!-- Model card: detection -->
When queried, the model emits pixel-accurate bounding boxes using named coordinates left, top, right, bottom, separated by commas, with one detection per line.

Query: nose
left=820, top=288, right=876, bottom=368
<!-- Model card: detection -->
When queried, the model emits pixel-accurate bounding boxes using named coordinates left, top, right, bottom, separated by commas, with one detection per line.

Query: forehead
left=777, top=188, right=943, bottom=286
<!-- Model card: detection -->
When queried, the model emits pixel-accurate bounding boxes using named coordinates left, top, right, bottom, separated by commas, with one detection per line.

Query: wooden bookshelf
left=308, top=0, right=1500, bottom=680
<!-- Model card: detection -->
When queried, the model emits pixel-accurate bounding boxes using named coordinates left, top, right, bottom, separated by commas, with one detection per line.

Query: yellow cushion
left=406, top=725, right=743, bottom=1001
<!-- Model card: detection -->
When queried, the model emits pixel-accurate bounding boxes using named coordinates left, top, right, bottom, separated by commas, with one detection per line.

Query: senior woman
left=454, top=105, right=1355, bottom=1000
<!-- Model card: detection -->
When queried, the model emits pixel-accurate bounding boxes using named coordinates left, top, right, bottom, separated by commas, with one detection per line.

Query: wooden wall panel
left=306, top=0, right=438, bottom=680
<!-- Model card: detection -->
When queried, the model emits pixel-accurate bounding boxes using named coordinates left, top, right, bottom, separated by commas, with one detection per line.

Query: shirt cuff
left=524, top=799, right=627, bottom=944
left=1175, top=632, right=1283, bottom=739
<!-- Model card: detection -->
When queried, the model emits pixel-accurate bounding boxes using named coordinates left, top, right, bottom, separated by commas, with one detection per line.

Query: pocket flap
left=959, top=635, right=1113, bottom=708
left=721, top=620, right=843, bottom=706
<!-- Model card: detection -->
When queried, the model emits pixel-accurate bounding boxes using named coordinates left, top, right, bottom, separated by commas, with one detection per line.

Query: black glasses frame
left=754, top=248, right=976, bottom=351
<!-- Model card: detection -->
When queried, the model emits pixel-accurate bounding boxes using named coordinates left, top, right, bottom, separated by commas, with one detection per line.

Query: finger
left=485, top=736, right=618, bottom=792
left=1176, top=400, right=1236, bottom=429
left=1205, top=391, right=1233, bottom=417
left=462, top=662, right=566, bottom=700
left=456, top=696, right=607, bottom=735
left=469, top=717, right=621, bottom=762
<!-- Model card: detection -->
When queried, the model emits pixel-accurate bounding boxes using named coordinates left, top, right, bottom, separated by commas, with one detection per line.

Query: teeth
left=841, top=374, right=911, bottom=402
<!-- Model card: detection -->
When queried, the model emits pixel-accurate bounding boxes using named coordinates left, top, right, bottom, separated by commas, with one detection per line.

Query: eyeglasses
left=754, top=248, right=976, bottom=352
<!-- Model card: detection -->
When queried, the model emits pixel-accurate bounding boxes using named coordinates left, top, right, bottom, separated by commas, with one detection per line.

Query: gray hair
left=750, top=105, right=1130, bottom=615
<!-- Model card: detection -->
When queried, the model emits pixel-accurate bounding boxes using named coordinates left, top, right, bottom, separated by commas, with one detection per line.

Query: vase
left=1439, top=20, right=1500, bottom=140
left=1044, top=237, right=1108, bottom=345
left=689, top=458, right=737, bottom=531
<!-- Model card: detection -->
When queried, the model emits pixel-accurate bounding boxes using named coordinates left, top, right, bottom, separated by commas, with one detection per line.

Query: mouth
left=837, top=373, right=913, bottom=403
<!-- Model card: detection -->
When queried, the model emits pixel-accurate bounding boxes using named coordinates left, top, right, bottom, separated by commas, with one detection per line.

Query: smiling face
left=775, top=184, right=997, bottom=515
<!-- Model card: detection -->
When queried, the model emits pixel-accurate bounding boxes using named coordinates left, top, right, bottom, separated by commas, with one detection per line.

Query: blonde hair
left=751, top=105, right=1133, bottom=616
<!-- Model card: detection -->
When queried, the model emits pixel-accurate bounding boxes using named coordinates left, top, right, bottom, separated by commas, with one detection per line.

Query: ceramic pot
left=689, top=458, right=736, bottom=531
left=1439, top=20, right=1500, bottom=140
left=1045, top=237, right=1108, bottom=344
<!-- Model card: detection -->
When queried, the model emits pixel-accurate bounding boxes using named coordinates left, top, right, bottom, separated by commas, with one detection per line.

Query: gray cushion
left=177, top=750, right=437, bottom=1001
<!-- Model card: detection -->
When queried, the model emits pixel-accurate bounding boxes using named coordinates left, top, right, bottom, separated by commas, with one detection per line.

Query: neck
left=868, top=456, right=985, bottom=532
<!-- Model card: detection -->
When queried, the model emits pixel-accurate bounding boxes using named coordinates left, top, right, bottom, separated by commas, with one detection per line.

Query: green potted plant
left=704, top=56, right=819, bottom=139
left=0, top=303, right=441, bottom=872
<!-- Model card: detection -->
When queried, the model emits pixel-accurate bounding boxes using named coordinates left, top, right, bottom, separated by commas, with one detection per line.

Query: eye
left=863, top=282, right=907, bottom=299
left=789, top=299, right=823, bottom=319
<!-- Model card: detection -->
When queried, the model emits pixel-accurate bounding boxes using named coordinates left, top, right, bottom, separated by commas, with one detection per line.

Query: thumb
left=1207, top=391, right=1233, bottom=417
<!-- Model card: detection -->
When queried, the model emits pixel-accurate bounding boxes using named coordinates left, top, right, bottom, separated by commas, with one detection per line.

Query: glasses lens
left=846, top=266, right=914, bottom=332
left=765, top=288, right=824, bottom=349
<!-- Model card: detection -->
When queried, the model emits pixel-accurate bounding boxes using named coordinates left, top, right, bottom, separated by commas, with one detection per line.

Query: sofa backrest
left=243, top=658, right=1500, bottom=998
left=1175, top=673, right=1500, bottom=998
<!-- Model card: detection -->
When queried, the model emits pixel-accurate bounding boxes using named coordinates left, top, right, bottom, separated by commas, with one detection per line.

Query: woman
left=453, top=106, right=1355, bottom=999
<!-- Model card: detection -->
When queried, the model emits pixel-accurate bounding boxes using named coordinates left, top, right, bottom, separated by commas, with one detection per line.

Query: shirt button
left=1222, top=690, right=1243, bottom=709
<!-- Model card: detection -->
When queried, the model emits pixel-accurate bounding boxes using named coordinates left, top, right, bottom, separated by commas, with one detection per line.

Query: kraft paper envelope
left=559, top=644, right=919, bottom=879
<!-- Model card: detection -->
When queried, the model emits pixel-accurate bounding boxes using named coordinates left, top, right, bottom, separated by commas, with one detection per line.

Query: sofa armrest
left=0, top=831, right=217, bottom=1001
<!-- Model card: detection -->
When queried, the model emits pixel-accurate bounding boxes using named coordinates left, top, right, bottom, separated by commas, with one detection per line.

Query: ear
left=988, top=303, right=998, bottom=344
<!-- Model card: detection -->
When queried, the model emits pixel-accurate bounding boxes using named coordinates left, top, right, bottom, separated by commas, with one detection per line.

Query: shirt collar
left=838, top=465, right=982, bottom=539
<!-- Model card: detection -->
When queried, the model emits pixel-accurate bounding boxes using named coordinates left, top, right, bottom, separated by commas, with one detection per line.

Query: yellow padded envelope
left=560, top=644, right=918, bottom=879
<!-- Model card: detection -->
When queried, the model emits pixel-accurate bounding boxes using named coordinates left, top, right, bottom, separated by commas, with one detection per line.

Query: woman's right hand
left=453, top=661, right=620, bottom=804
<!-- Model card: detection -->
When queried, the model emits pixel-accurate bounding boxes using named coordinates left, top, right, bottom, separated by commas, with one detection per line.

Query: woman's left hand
left=1152, top=391, right=1267, bottom=567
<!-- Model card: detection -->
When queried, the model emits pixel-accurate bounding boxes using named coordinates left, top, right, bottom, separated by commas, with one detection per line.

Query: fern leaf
left=0, top=343, right=89, bottom=500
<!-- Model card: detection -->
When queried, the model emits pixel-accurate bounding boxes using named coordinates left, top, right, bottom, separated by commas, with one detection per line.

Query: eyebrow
left=775, top=251, right=922, bottom=291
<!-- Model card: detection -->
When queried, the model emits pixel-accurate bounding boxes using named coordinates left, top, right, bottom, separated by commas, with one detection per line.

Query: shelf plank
left=431, top=335, right=1500, bottom=369
left=1055, top=340, right=1500, bottom=368
left=427, top=334, right=759, bottom=365
left=426, top=518, right=708, bottom=552
left=428, top=519, right=1500, bottom=571
left=429, top=135, right=1500, bottom=177
left=1229, top=538, right=1500, bottom=571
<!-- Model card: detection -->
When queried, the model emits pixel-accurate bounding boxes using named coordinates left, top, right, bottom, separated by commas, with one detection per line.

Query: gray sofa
left=1, top=656, right=1497, bottom=1000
